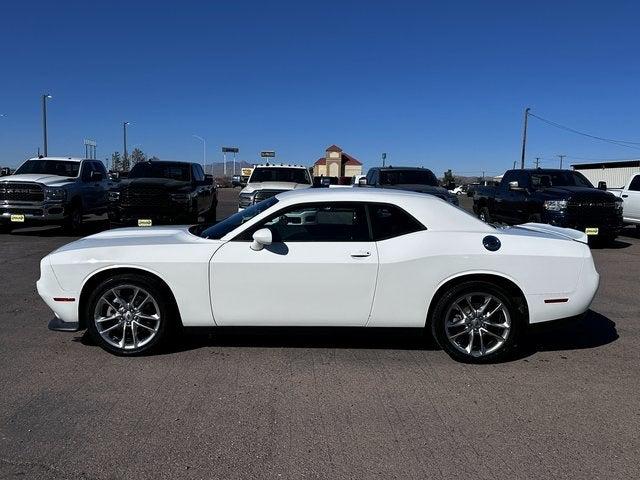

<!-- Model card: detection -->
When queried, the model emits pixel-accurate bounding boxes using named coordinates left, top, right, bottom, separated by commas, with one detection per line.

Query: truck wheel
left=478, top=207, right=491, bottom=223
left=204, top=200, right=217, bottom=223
left=430, top=281, right=524, bottom=363
left=63, top=204, right=83, bottom=234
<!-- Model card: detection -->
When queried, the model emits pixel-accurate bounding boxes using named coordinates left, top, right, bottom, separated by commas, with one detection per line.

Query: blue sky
left=1, top=0, right=639, bottom=175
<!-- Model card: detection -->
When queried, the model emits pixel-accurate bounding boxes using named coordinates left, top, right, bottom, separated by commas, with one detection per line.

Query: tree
left=130, top=148, right=146, bottom=166
left=110, top=152, right=122, bottom=172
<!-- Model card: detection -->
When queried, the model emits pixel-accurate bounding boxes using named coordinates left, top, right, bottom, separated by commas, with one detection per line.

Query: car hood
left=0, top=173, right=76, bottom=187
left=53, top=226, right=217, bottom=254
left=241, top=182, right=312, bottom=194
left=116, top=177, right=192, bottom=191
left=538, top=186, right=617, bottom=201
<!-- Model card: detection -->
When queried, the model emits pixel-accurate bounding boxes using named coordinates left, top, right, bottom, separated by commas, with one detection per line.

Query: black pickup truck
left=473, top=168, right=623, bottom=242
left=362, top=167, right=459, bottom=205
left=108, top=160, right=217, bottom=226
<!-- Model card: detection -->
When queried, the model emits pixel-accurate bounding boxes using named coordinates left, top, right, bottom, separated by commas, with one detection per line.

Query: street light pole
left=558, top=154, right=566, bottom=169
left=42, top=94, right=52, bottom=156
left=123, top=122, right=130, bottom=171
left=520, top=107, right=530, bottom=170
left=192, top=135, right=206, bottom=174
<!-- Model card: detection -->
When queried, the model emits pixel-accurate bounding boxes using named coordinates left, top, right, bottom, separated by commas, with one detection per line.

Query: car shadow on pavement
left=75, top=310, right=617, bottom=361
left=517, top=310, right=618, bottom=360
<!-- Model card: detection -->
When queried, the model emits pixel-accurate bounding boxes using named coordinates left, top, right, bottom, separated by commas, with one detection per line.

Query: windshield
left=129, top=162, right=191, bottom=181
left=380, top=169, right=439, bottom=186
left=250, top=167, right=311, bottom=184
left=14, top=160, right=80, bottom=177
left=530, top=171, right=594, bottom=189
left=198, top=197, right=279, bottom=239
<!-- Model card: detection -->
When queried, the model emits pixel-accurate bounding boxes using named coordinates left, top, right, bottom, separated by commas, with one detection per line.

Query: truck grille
left=567, top=201, right=618, bottom=222
left=254, top=189, right=286, bottom=202
left=121, top=186, right=169, bottom=208
left=0, top=182, right=44, bottom=202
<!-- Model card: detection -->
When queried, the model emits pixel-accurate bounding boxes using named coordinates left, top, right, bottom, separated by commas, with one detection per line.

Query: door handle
left=622, top=194, right=628, bottom=198
left=350, top=251, right=371, bottom=258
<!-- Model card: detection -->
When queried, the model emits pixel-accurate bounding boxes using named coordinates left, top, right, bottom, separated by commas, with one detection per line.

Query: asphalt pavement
left=0, top=190, right=638, bottom=479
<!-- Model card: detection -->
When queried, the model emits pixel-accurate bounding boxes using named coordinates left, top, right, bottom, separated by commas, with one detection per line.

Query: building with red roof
left=312, top=145, right=363, bottom=179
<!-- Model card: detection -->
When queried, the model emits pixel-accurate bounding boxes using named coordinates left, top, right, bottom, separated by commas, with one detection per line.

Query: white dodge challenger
left=37, top=188, right=600, bottom=363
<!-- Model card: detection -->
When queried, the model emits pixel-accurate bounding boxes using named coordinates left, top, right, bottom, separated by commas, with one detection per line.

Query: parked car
left=452, top=185, right=467, bottom=195
left=608, top=173, right=640, bottom=227
left=473, top=169, right=623, bottom=243
left=0, top=157, right=111, bottom=233
left=238, top=164, right=312, bottom=210
left=361, top=166, right=459, bottom=205
left=0, top=167, right=12, bottom=177
left=232, top=174, right=249, bottom=188
left=108, top=160, right=216, bottom=227
left=39, top=188, right=599, bottom=363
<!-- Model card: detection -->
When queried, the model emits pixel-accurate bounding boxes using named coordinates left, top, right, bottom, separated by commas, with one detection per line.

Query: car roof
left=276, top=187, right=440, bottom=203
left=28, top=157, right=85, bottom=163
left=254, top=164, right=307, bottom=168
left=370, top=166, right=433, bottom=171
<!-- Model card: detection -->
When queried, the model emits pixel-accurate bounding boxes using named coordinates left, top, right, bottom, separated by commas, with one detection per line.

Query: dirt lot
left=1, top=189, right=638, bottom=479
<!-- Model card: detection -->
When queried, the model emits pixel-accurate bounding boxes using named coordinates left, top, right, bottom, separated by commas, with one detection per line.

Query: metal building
left=571, top=160, right=640, bottom=189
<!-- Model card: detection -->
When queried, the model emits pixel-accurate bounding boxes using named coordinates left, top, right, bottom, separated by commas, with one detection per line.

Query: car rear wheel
left=86, top=274, right=174, bottom=355
left=431, top=281, right=524, bottom=363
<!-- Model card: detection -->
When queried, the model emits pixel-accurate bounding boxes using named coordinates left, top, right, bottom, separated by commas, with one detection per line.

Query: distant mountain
left=205, top=161, right=255, bottom=177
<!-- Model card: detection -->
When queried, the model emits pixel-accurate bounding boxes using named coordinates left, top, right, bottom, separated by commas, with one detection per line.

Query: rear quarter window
left=368, top=203, right=425, bottom=240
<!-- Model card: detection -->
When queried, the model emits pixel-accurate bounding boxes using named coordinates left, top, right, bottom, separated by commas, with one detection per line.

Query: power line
left=527, top=112, right=640, bottom=151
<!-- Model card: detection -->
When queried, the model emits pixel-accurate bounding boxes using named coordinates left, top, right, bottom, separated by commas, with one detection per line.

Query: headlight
left=170, top=193, right=190, bottom=202
left=238, top=192, right=255, bottom=208
left=44, top=187, right=67, bottom=202
left=544, top=200, right=568, bottom=211
left=108, top=191, right=120, bottom=202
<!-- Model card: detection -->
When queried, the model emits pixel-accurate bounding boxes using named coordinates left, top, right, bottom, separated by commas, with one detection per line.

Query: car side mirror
left=509, top=181, right=526, bottom=192
left=90, top=171, right=103, bottom=181
left=358, top=178, right=367, bottom=186
left=250, top=228, right=273, bottom=251
left=598, top=181, right=607, bottom=190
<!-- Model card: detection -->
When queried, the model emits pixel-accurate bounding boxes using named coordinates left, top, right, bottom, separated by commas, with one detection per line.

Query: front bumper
left=109, top=204, right=195, bottom=226
left=543, top=211, right=623, bottom=237
left=0, top=201, right=69, bottom=225
left=37, top=256, right=80, bottom=329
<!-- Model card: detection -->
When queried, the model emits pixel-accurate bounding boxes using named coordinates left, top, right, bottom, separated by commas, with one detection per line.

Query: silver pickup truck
left=0, top=157, right=111, bottom=233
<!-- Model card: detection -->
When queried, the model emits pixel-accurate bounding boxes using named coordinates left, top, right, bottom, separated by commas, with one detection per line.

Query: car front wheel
left=431, top=281, right=524, bottom=363
left=86, top=274, right=174, bottom=355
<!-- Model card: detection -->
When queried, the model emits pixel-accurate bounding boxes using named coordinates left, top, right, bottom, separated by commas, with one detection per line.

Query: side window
left=192, top=164, right=205, bottom=182
left=81, top=162, right=95, bottom=181
left=94, top=161, right=107, bottom=176
left=237, top=202, right=370, bottom=242
left=368, top=203, right=426, bottom=241
left=629, top=175, right=640, bottom=191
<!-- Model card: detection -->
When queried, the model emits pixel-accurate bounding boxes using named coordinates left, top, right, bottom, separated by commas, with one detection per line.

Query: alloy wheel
left=444, top=292, right=511, bottom=357
left=93, top=284, right=161, bottom=350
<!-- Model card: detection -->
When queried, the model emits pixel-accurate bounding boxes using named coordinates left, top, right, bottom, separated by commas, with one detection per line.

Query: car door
left=209, top=201, right=378, bottom=326
left=79, top=161, right=99, bottom=215
left=623, top=174, right=640, bottom=221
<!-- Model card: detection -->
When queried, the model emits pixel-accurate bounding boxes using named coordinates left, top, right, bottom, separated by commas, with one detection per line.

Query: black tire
left=204, top=199, right=217, bottom=223
left=478, top=206, right=491, bottom=223
left=430, top=281, right=525, bottom=363
left=63, top=203, right=83, bottom=234
left=85, top=273, right=176, bottom=356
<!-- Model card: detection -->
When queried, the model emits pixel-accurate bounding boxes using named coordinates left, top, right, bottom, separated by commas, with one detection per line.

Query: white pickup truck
left=609, top=173, right=640, bottom=227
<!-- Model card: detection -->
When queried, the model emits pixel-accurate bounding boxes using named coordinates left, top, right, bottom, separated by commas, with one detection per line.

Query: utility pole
left=123, top=122, right=130, bottom=171
left=535, top=157, right=540, bottom=168
left=42, top=94, right=52, bottom=156
left=513, top=160, right=516, bottom=169
left=557, top=154, right=566, bottom=169
left=520, top=107, right=530, bottom=169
